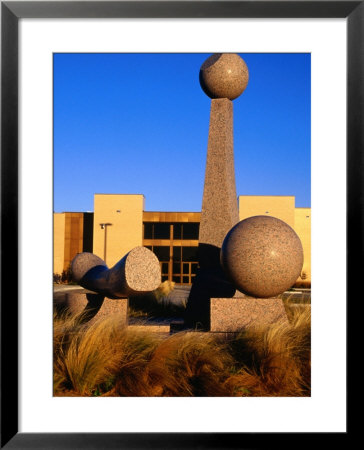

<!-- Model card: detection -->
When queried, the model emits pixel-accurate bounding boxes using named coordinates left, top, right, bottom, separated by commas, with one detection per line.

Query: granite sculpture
left=54, top=247, right=161, bottom=324
left=185, top=53, right=249, bottom=329
left=71, top=246, right=161, bottom=298
left=185, top=53, right=304, bottom=331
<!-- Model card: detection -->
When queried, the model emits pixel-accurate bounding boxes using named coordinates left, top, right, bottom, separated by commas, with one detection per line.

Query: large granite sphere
left=199, top=53, right=249, bottom=100
left=220, top=216, right=303, bottom=298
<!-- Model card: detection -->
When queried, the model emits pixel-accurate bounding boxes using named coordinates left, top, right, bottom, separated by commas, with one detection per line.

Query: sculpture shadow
left=79, top=293, right=105, bottom=323
left=53, top=291, right=105, bottom=324
left=78, top=265, right=113, bottom=298
left=185, top=243, right=236, bottom=330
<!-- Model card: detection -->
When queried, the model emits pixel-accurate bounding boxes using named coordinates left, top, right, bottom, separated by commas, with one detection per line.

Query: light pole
left=99, top=223, right=112, bottom=262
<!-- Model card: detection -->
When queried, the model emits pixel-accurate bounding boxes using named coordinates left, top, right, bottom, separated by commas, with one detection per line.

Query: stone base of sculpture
left=181, top=294, right=288, bottom=333
left=210, top=296, right=288, bottom=332
left=54, top=289, right=128, bottom=326
left=184, top=266, right=236, bottom=330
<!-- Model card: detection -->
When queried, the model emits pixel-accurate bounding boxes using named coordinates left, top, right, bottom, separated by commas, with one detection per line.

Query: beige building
left=93, top=194, right=145, bottom=267
left=239, top=195, right=295, bottom=228
left=53, top=212, right=93, bottom=275
left=294, top=207, right=311, bottom=281
left=54, top=194, right=311, bottom=285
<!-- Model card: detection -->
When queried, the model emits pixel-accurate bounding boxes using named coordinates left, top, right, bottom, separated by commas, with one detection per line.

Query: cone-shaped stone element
left=185, top=54, right=249, bottom=329
left=198, top=98, right=239, bottom=269
left=71, top=247, right=161, bottom=298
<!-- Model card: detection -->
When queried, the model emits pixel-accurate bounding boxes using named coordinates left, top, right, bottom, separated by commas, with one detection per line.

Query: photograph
left=53, top=52, right=311, bottom=398
left=2, top=0, right=356, bottom=445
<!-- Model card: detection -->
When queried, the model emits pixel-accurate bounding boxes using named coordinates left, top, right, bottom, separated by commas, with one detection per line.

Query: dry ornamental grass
left=54, top=304, right=310, bottom=397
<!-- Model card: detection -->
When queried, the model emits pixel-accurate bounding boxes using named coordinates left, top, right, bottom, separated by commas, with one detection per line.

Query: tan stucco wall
left=93, top=194, right=144, bottom=267
left=294, top=208, right=311, bottom=282
left=238, top=195, right=295, bottom=228
left=54, top=213, right=66, bottom=274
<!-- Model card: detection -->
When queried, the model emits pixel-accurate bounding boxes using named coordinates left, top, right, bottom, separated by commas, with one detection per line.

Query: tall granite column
left=198, top=98, right=239, bottom=268
left=185, top=53, right=249, bottom=329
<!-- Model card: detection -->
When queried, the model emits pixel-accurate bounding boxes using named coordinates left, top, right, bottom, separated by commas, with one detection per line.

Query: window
left=173, top=262, right=181, bottom=274
left=152, top=246, right=170, bottom=261
left=170, top=247, right=199, bottom=284
left=182, top=223, right=199, bottom=239
left=182, top=263, right=189, bottom=274
left=173, top=223, right=182, bottom=239
left=154, top=223, right=171, bottom=239
left=173, top=246, right=182, bottom=261
left=143, top=223, right=153, bottom=239
left=144, top=222, right=199, bottom=240
left=143, top=222, right=171, bottom=240
left=171, top=222, right=199, bottom=240
left=142, top=219, right=200, bottom=285
left=182, top=246, right=198, bottom=262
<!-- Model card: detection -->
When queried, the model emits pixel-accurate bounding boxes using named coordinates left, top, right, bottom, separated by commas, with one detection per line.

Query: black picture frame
left=1, top=1, right=359, bottom=448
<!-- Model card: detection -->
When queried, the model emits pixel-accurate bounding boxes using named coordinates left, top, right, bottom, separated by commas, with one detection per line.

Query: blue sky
left=54, top=53, right=310, bottom=212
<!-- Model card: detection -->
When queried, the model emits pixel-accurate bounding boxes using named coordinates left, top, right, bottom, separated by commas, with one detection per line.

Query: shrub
left=53, top=264, right=76, bottom=285
left=53, top=273, right=62, bottom=284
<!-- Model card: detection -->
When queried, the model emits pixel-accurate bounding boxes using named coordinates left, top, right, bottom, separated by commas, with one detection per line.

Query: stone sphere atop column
left=220, top=216, right=304, bottom=298
left=199, top=53, right=249, bottom=100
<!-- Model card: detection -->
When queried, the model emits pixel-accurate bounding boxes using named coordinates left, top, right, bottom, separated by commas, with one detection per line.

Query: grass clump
left=54, top=305, right=310, bottom=397
left=144, top=332, right=235, bottom=396
left=154, top=280, right=175, bottom=300
left=225, top=306, right=311, bottom=396
left=54, top=313, right=160, bottom=396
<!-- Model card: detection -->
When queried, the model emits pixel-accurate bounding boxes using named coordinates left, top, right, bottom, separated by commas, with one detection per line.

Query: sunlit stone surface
left=71, top=247, right=161, bottom=298
left=221, top=215, right=304, bottom=298
left=199, top=53, right=249, bottom=100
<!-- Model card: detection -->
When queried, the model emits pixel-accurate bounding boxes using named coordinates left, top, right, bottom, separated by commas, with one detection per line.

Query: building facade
left=53, top=212, right=93, bottom=275
left=54, top=194, right=311, bottom=284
